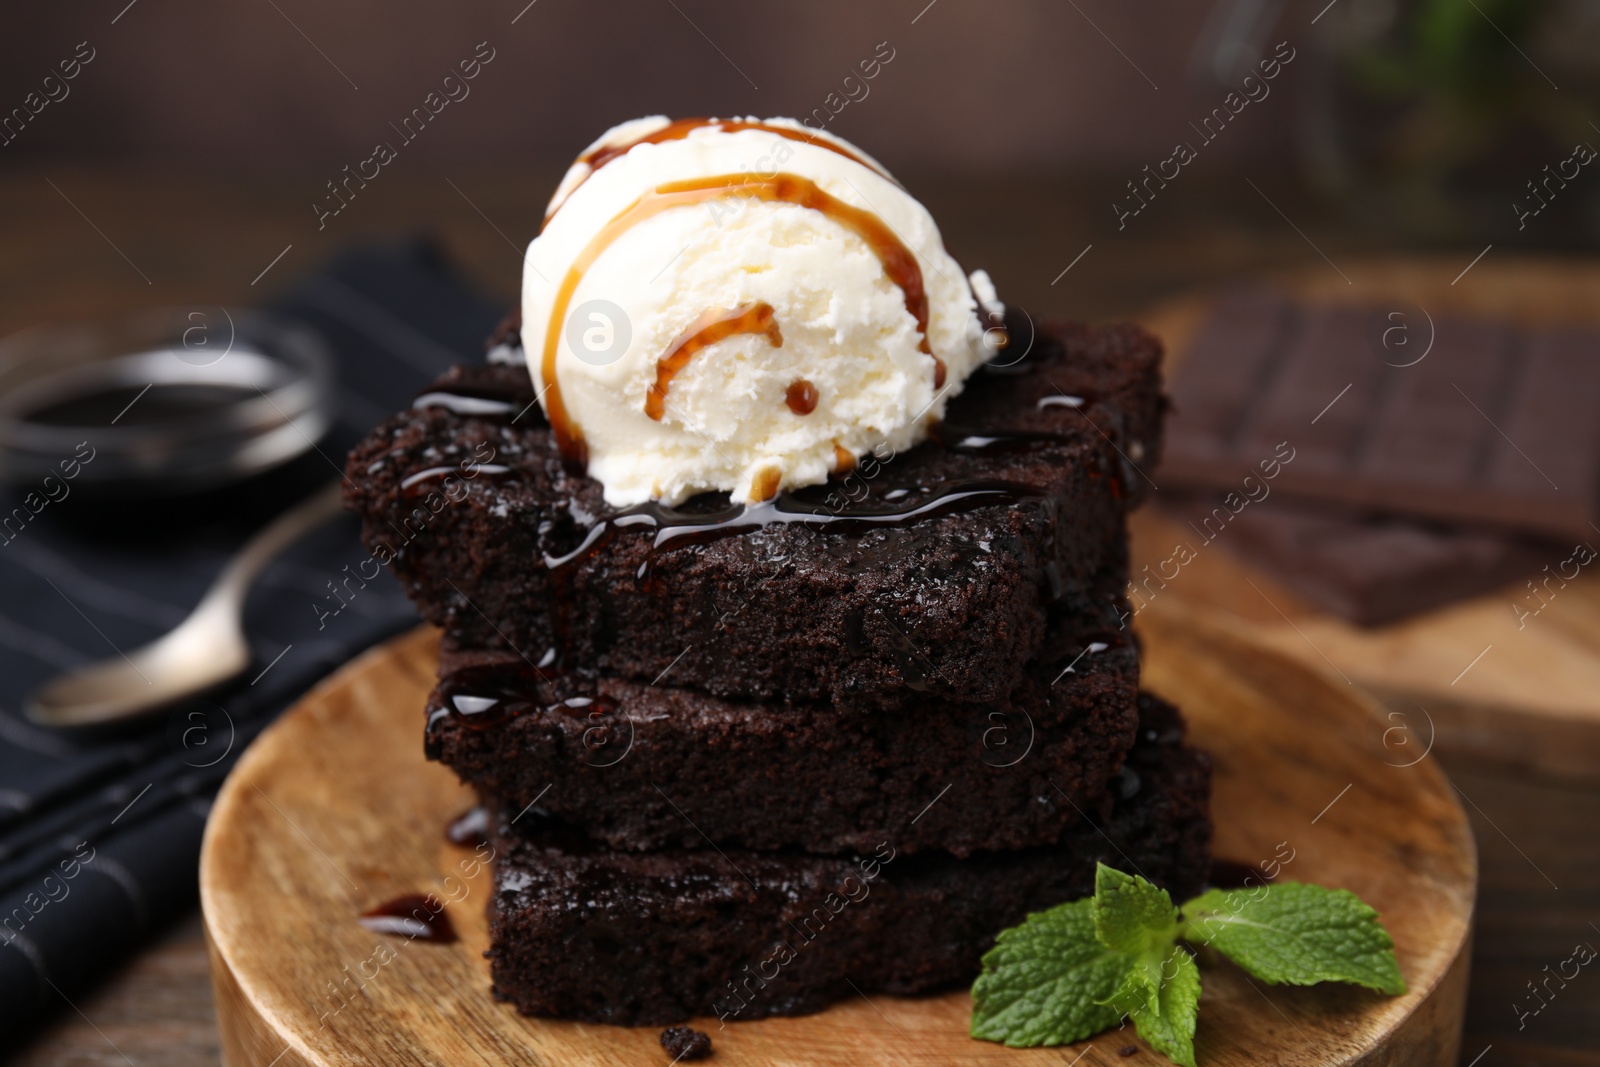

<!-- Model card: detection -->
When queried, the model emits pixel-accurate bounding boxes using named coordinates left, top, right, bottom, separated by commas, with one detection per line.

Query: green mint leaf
left=970, top=898, right=1129, bottom=1047
left=1093, top=863, right=1181, bottom=956
left=1105, top=946, right=1200, bottom=1067
left=1180, top=882, right=1407, bottom=995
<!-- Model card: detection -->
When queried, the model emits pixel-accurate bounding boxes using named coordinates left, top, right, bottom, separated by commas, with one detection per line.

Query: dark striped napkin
left=0, top=239, right=503, bottom=1043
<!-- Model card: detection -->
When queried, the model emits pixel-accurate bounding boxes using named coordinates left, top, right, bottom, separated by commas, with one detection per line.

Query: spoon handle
left=24, top=481, right=350, bottom=726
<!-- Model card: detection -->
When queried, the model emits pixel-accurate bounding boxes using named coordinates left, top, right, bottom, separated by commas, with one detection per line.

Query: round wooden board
left=201, top=607, right=1475, bottom=1067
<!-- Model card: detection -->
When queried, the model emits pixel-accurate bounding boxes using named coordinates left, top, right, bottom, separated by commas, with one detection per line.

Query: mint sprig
left=968, top=898, right=1125, bottom=1047
left=1181, top=883, right=1406, bottom=994
left=1105, top=945, right=1201, bottom=1067
left=1093, top=864, right=1179, bottom=955
left=1088, top=866, right=1199, bottom=1067
left=970, top=863, right=1406, bottom=1065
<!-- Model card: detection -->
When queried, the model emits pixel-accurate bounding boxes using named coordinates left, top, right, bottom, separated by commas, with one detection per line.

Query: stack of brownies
left=343, top=309, right=1212, bottom=1025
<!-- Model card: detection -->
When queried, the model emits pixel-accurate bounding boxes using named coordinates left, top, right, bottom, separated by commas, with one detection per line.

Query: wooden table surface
left=3, top=167, right=1597, bottom=1066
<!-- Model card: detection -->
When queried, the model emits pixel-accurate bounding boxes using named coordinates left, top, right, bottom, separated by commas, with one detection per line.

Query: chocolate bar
left=1158, top=494, right=1551, bottom=626
left=1161, top=289, right=1600, bottom=540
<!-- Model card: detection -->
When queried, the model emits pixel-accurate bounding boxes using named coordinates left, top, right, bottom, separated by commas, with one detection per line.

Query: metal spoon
left=25, top=481, right=346, bottom=726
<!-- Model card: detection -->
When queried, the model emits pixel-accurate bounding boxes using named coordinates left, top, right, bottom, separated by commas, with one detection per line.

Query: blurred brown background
left=0, top=0, right=1293, bottom=170
left=0, top=0, right=1311, bottom=335
left=5, top=0, right=1599, bottom=331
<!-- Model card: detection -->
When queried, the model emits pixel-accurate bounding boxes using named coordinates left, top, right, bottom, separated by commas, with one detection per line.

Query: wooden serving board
left=201, top=609, right=1474, bottom=1067
left=1138, top=255, right=1600, bottom=780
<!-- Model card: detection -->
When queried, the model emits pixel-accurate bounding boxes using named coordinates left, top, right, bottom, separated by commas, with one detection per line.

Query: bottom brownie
left=485, top=694, right=1211, bottom=1026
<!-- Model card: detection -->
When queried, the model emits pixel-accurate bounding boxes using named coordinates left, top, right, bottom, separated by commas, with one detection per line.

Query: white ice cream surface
left=523, top=119, right=994, bottom=506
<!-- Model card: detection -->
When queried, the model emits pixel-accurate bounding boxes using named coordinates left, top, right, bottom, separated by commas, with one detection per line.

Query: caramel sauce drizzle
left=542, top=172, right=945, bottom=469
left=545, top=118, right=890, bottom=226
left=750, top=467, right=782, bottom=502
left=785, top=377, right=818, bottom=415
left=645, top=303, right=782, bottom=422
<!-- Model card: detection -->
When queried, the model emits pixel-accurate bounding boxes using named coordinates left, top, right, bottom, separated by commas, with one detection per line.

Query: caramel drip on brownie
left=784, top=377, right=818, bottom=415
left=542, top=172, right=944, bottom=468
left=545, top=119, right=891, bottom=226
left=833, top=442, right=857, bottom=472
left=646, top=304, right=782, bottom=421
left=750, top=466, right=782, bottom=502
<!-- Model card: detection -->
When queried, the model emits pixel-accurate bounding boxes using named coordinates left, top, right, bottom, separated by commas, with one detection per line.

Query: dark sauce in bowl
left=24, top=382, right=258, bottom=428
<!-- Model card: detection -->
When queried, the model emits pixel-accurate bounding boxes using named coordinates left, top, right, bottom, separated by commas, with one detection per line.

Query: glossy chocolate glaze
left=358, top=894, right=458, bottom=943
left=412, top=392, right=517, bottom=418
left=539, top=478, right=1046, bottom=573
left=399, top=464, right=511, bottom=494
left=428, top=661, right=625, bottom=739
left=934, top=427, right=1076, bottom=455
left=427, top=662, right=551, bottom=729
left=1037, top=394, right=1087, bottom=411
left=411, top=371, right=537, bottom=421
left=446, top=806, right=490, bottom=847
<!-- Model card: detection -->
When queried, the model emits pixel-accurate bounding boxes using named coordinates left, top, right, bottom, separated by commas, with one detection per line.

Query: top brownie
left=343, top=313, right=1164, bottom=708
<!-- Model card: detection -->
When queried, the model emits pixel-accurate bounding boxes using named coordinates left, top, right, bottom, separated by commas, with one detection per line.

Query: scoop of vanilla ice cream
left=523, top=116, right=999, bottom=506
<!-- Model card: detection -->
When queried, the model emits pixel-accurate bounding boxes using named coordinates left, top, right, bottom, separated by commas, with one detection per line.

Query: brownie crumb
left=660, top=1026, right=712, bottom=1061
left=486, top=306, right=521, bottom=352
left=1118, top=1045, right=1139, bottom=1057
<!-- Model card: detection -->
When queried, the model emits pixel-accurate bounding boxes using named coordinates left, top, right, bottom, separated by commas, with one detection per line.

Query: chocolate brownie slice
left=343, top=313, right=1163, bottom=708
left=427, top=570, right=1136, bottom=857
left=484, top=693, right=1209, bottom=1026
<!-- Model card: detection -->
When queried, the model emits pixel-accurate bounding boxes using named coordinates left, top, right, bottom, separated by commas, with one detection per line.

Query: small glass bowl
left=0, top=306, right=335, bottom=496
